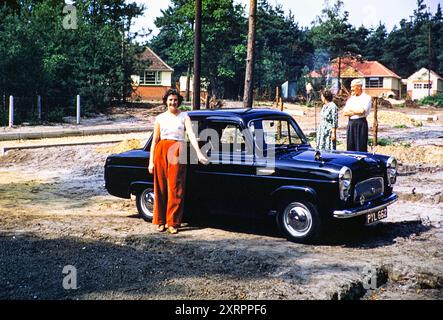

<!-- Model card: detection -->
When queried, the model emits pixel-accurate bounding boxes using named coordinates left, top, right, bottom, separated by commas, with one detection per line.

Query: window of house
left=365, top=77, right=384, bottom=88
left=423, top=83, right=432, bottom=89
left=414, top=83, right=423, bottom=89
left=139, top=71, right=162, bottom=85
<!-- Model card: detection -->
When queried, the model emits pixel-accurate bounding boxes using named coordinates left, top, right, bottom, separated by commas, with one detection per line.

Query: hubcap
left=284, top=203, right=312, bottom=237
left=141, top=189, right=154, bottom=217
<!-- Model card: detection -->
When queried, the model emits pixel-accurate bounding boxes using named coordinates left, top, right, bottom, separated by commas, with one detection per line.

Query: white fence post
left=76, top=95, right=80, bottom=125
left=9, top=95, right=14, bottom=127
left=37, top=95, right=42, bottom=120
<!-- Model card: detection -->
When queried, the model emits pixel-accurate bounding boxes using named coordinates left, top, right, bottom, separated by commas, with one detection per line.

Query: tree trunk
left=185, top=62, right=192, bottom=102
left=243, top=0, right=257, bottom=109
left=193, top=0, right=202, bottom=110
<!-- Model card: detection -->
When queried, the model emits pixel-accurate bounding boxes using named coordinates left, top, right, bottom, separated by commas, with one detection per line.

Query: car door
left=188, top=119, right=258, bottom=217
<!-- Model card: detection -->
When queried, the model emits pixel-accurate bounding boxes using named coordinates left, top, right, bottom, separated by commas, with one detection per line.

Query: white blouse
left=156, top=111, right=188, bottom=141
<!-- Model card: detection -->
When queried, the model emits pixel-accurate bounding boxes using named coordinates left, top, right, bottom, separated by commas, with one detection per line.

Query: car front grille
left=354, top=177, right=384, bottom=204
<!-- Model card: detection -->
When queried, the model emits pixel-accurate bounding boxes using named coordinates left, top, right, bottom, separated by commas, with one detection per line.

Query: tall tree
left=150, top=0, right=246, bottom=99
left=243, top=0, right=257, bottom=108
left=309, top=0, right=360, bottom=91
left=364, top=23, right=387, bottom=61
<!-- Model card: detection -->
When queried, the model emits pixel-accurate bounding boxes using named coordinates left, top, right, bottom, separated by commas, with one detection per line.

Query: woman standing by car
left=148, top=89, right=208, bottom=234
left=316, top=90, right=338, bottom=151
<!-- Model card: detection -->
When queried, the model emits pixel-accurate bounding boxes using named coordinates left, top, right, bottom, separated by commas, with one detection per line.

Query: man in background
left=343, top=79, right=372, bottom=152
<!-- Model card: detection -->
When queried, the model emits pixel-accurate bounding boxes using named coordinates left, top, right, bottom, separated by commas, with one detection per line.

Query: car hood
left=277, top=148, right=386, bottom=179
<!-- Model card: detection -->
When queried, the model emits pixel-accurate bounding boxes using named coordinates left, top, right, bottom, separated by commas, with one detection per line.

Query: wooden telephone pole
left=193, top=0, right=202, bottom=110
left=243, top=0, right=257, bottom=109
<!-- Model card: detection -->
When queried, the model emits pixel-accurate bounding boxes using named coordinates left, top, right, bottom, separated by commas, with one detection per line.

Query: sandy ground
left=0, top=104, right=442, bottom=300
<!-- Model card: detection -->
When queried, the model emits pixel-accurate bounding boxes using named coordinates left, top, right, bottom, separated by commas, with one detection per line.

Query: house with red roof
left=310, top=58, right=402, bottom=98
left=130, top=47, right=174, bottom=101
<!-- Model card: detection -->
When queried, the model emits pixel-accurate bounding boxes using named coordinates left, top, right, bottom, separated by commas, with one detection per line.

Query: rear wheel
left=136, top=188, right=154, bottom=222
left=277, top=201, right=321, bottom=243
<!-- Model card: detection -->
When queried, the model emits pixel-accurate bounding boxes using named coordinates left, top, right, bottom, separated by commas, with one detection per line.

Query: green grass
left=393, top=124, right=407, bottom=129
left=369, top=137, right=394, bottom=146
left=399, top=142, right=412, bottom=148
left=179, top=105, right=192, bottom=111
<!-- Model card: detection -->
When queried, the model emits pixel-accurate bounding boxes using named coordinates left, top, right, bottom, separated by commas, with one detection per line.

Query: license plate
left=366, top=207, right=388, bottom=224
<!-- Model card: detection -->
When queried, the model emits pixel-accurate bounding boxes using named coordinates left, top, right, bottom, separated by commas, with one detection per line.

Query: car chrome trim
left=333, top=193, right=398, bottom=219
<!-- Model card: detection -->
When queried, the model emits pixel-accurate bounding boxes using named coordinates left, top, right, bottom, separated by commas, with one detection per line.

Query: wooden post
left=9, top=95, right=14, bottom=127
left=275, top=86, right=279, bottom=109
left=373, top=97, right=378, bottom=146
left=277, top=97, right=283, bottom=140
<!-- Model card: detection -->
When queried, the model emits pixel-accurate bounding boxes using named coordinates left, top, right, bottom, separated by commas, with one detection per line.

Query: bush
left=46, top=107, right=65, bottom=123
left=0, top=108, right=8, bottom=126
left=368, top=137, right=393, bottom=146
left=419, top=93, right=443, bottom=107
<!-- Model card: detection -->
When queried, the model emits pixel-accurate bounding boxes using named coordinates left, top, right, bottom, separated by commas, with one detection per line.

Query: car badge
left=360, top=195, right=366, bottom=205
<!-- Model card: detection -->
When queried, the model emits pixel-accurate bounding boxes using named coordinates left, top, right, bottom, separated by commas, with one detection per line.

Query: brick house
left=310, top=58, right=402, bottom=98
left=407, top=68, right=443, bottom=100
left=130, top=47, right=174, bottom=101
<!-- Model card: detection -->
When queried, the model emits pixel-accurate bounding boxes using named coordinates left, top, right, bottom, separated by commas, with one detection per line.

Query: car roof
left=187, top=108, right=290, bottom=123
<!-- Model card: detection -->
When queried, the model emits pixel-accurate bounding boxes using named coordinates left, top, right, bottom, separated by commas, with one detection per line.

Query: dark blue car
left=104, top=108, right=398, bottom=243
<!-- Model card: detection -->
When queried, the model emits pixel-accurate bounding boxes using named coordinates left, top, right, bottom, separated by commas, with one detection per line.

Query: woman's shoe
left=156, top=224, right=166, bottom=232
left=167, top=226, right=178, bottom=234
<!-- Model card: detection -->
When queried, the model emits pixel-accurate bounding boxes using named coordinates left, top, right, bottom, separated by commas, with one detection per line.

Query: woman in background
left=316, top=90, right=338, bottom=151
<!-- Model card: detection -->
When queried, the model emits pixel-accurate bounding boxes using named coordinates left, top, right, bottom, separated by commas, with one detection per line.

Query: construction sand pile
left=375, top=145, right=443, bottom=166
left=368, top=111, right=421, bottom=128
left=96, top=139, right=142, bottom=154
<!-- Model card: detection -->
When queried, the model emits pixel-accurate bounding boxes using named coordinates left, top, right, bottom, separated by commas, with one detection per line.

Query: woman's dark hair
left=321, top=90, right=334, bottom=102
left=162, top=89, right=184, bottom=107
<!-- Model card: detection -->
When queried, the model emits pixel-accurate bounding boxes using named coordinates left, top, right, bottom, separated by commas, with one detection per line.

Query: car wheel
left=277, top=201, right=321, bottom=243
left=136, top=188, right=154, bottom=222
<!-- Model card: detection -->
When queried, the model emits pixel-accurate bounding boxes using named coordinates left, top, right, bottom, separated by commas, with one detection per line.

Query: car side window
left=261, top=119, right=302, bottom=146
left=220, top=124, right=246, bottom=153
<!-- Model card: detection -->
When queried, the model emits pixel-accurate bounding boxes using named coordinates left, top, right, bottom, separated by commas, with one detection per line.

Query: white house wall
left=161, top=72, right=172, bottom=87
left=383, top=77, right=399, bottom=90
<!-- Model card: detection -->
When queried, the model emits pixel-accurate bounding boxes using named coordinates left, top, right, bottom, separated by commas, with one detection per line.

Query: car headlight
left=339, top=166, right=352, bottom=201
left=387, top=157, right=397, bottom=186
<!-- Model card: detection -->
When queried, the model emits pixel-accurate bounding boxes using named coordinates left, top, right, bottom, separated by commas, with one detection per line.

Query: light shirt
left=344, top=92, right=372, bottom=120
left=156, top=111, right=187, bottom=141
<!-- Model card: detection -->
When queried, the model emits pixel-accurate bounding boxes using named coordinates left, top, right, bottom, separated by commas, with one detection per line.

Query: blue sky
left=131, top=0, right=441, bottom=41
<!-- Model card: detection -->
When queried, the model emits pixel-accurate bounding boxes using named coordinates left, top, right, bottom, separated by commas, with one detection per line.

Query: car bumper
left=333, top=193, right=398, bottom=219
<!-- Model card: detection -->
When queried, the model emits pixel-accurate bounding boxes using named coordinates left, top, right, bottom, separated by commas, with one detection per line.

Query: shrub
left=0, top=108, right=8, bottom=126
left=46, top=107, right=65, bottom=123
left=419, top=93, right=443, bottom=107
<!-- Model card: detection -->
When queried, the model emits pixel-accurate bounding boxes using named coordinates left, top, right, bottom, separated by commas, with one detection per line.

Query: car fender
left=270, top=186, right=318, bottom=210
left=130, top=181, right=154, bottom=195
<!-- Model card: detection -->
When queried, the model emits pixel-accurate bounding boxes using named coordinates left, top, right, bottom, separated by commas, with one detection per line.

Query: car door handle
left=256, top=167, right=275, bottom=175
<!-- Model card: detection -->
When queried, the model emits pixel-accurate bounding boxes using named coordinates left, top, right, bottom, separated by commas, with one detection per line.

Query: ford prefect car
left=104, top=109, right=398, bottom=243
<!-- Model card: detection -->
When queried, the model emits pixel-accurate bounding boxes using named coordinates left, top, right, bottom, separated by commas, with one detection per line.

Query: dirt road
left=0, top=106, right=442, bottom=300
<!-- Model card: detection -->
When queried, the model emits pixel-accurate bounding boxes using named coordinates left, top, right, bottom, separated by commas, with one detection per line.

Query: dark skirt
left=346, top=118, right=368, bottom=152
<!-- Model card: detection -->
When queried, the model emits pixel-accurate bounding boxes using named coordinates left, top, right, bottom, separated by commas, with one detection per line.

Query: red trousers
left=153, top=139, right=187, bottom=228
